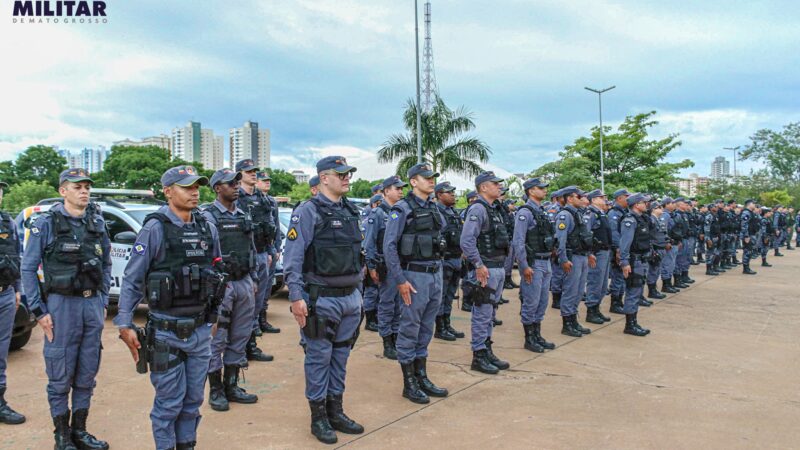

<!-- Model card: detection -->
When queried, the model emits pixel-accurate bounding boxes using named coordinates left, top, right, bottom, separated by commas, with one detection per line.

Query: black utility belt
left=482, top=261, right=505, bottom=268
left=531, top=254, right=551, bottom=260
left=48, top=288, right=97, bottom=298
left=631, top=252, right=650, bottom=261
left=593, top=245, right=610, bottom=251
left=304, top=285, right=357, bottom=298
left=401, top=263, right=440, bottom=274
left=567, top=250, right=588, bottom=257
left=148, top=314, right=206, bottom=340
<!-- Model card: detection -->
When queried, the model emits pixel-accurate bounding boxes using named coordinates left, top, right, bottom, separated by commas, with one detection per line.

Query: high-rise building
left=171, top=121, right=224, bottom=170
left=113, top=134, right=173, bottom=156
left=710, top=156, right=730, bottom=179
left=673, top=173, right=710, bottom=197
left=81, top=146, right=109, bottom=173
left=229, top=121, right=270, bottom=169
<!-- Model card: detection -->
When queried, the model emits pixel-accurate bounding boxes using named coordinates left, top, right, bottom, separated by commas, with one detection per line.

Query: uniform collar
left=478, top=194, right=497, bottom=208
left=409, top=192, right=433, bottom=206
left=525, top=199, right=542, bottom=210
left=160, top=205, right=194, bottom=227
left=213, top=199, right=243, bottom=215
left=565, top=204, right=579, bottom=213
left=589, top=205, right=603, bottom=213
left=52, top=202, right=87, bottom=220
left=316, top=192, right=342, bottom=207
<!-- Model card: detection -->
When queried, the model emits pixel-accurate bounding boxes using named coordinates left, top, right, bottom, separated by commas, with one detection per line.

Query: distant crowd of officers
left=0, top=160, right=796, bottom=448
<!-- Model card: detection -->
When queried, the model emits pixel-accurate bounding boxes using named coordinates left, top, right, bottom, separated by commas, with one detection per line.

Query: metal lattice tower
left=422, top=1, right=438, bottom=112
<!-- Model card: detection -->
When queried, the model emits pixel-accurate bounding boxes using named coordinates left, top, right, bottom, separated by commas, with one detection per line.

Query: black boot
left=761, top=258, right=772, bottom=267
left=715, top=260, right=727, bottom=272
left=674, top=275, right=689, bottom=288
left=661, top=278, right=678, bottom=293
left=414, top=357, right=448, bottom=397
left=382, top=334, right=397, bottom=360
left=53, top=413, right=78, bottom=450
left=492, top=316, right=503, bottom=326
left=246, top=332, right=274, bottom=362
left=733, top=255, right=741, bottom=264
left=523, top=324, right=545, bottom=353
left=325, top=393, right=364, bottom=434
left=484, top=339, right=510, bottom=370
left=572, top=315, right=591, bottom=334
left=647, top=284, right=666, bottom=299
left=224, top=365, right=258, bottom=404
left=258, top=310, right=281, bottom=334
left=470, top=349, right=499, bottom=374
left=444, top=314, right=465, bottom=338
left=633, top=313, right=650, bottom=335
left=551, top=292, right=561, bottom=309
left=705, top=264, right=719, bottom=276
left=624, top=314, right=648, bottom=337
left=561, top=315, right=582, bottom=337
left=309, top=399, right=337, bottom=444
left=70, top=409, right=108, bottom=450
left=585, top=305, right=605, bottom=325
left=775, top=249, right=784, bottom=257
left=638, top=297, right=653, bottom=307
left=682, top=271, right=695, bottom=284
left=364, top=310, right=378, bottom=332
left=401, top=362, right=429, bottom=404
left=0, top=387, right=25, bottom=424
left=207, top=370, right=229, bottom=411
left=434, top=315, right=456, bottom=341
left=532, top=322, right=555, bottom=350
left=609, top=294, right=625, bottom=314
left=742, top=264, right=757, bottom=275
left=176, top=442, right=196, bottom=450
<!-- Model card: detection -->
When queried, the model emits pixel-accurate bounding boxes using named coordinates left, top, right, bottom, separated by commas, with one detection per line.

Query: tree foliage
left=11, top=145, right=67, bottom=190
left=740, top=122, right=800, bottom=182
left=2, top=180, right=58, bottom=215
left=531, top=111, right=692, bottom=196
left=263, top=168, right=297, bottom=196
left=378, top=95, right=491, bottom=179
left=760, top=189, right=793, bottom=207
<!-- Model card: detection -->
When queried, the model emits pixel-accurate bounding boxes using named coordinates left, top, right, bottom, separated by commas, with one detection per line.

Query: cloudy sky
left=2, top=0, right=798, bottom=187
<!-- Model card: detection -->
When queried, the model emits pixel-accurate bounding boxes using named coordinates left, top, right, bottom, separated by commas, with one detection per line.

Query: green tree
left=288, top=183, right=312, bottom=203
left=760, top=189, right=793, bottom=207
left=0, top=161, right=17, bottom=186
left=741, top=122, right=800, bottom=182
left=532, top=111, right=692, bottom=195
left=378, top=96, right=491, bottom=178
left=348, top=178, right=385, bottom=199
left=263, top=169, right=297, bottom=196
left=3, top=180, right=58, bottom=215
left=15, top=145, right=67, bottom=189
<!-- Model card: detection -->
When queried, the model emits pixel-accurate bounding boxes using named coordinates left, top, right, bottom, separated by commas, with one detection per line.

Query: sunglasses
left=329, top=172, right=352, bottom=180
left=225, top=180, right=241, bottom=187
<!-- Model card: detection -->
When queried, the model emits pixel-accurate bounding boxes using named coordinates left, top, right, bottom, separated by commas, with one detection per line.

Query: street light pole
left=585, top=85, right=616, bottom=193
left=723, top=146, right=740, bottom=185
left=414, top=0, right=423, bottom=164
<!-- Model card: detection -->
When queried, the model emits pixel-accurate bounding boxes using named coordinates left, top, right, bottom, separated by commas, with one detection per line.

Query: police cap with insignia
left=235, top=159, right=258, bottom=172
left=210, top=168, right=242, bottom=188
left=382, top=175, right=408, bottom=189
left=316, top=155, right=357, bottom=174
left=161, top=165, right=208, bottom=187
left=256, top=171, right=271, bottom=181
left=371, top=183, right=383, bottom=194
left=309, top=175, right=320, bottom=188
left=627, top=193, right=648, bottom=205
left=59, top=168, right=93, bottom=185
left=370, top=194, right=383, bottom=205
left=474, top=171, right=503, bottom=187
left=559, top=186, right=584, bottom=197
left=523, top=177, right=549, bottom=191
left=587, top=189, right=606, bottom=200
left=407, top=163, right=439, bottom=179
left=612, top=188, right=630, bottom=199
left=434, top=181, right=456, bottom=193
left=466, top=190, right=477, bottom=200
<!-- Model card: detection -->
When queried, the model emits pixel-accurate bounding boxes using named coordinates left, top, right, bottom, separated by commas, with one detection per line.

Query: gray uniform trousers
left=623, top=258, right=648, bottom=314
left=396, top=268, right=443, bottom=364
left=0, top=288, right=16, bottom=388
left=560, top=255, right=588, bottom=316
left=519, top=258, right=552, bottom=324
left=585, top=249, right=610, bottom=307
left=252, top=251, right=270, bottom=331
left=469, top=267, right=505, bottom=351
left=209, top=276, right=255, bottom=373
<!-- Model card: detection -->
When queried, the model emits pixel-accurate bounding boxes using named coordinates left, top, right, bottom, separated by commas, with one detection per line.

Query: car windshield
left=279, top=210, right=291, bottom=228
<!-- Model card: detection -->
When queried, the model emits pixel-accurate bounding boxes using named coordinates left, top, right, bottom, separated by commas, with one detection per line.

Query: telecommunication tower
left=422, top=1, right=438, bottom=112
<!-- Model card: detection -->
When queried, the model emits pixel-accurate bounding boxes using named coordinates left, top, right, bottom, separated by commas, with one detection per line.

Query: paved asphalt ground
left=3, top=251, right=799, bottom=449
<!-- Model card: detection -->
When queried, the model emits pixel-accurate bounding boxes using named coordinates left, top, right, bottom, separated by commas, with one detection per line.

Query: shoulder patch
left=133, top=242, right=147, bottom=255
left=30, top=226, right=40, bottom=235
left=368, top=218, right=375, bottom=224
left=286, top=227, right=298, bottom=240
left=624, top=221, right=632, bottom=227
left=558, top=223, right=566, bottom=230
left=390, top=212, right=399, bottom=220
left=469, top=214, right=478, bottom=221
left=518, top=215, right=526, bottom=221
left=291, top=215, right=300, bottom=223
left=558, top=214, right=567, bottom=220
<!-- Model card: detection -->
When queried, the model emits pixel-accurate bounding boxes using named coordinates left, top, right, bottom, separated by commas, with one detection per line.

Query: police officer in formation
left=23, top=168, right=111, bottom=450
left=607, top=189, right=629, bottom=314
left=554, top=187, right=595, bottom=337
left=383, top=163, right=448, bottom=404
left=646, top=201, right=669, bottom=300
left=202, top=169, right=260, bottom=412
left=512, top=178, right=557, bottom=352
left=284, top=156, right=364, bottom=444
left=236, top=159, right=277, bottom=364
left=461, top=171, right=512, bottom=374
left=255, top=170, right=284, bottom=335
left=618, top=193, right=652, bottom=336
left=364, top=175, right=406, bottom=359
left=0, top=179, right=25, bottom=426
left=704, top=201, right=724, bottom=275
left=583, top=189, right=614, bottom=324
left=433, top=181, right=465, bottom=341
left=740, top=199, right=760, bottom=275
left=361, top=184, right=384, bottom=333
left=458, top=190, right=479, bottom=312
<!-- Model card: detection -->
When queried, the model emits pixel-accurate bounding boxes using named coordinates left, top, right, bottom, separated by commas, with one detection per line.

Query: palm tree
left=378, top=96, right=491, bottom=178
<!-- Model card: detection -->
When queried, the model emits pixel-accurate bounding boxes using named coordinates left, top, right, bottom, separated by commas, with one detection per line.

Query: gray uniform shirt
left=512, top=199, right=548, bottom=271
left=201, top=200, right=259, bottom=282
left=383, top=193, right=444, bottom=285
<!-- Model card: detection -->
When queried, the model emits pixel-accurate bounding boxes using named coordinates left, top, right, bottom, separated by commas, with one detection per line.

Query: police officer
left=461, top=171, right=511, bottom=374
left=584, top=189, right=613, bottom=324
left=739, top=199, right=760, bottom=275
left=618, top=193, right=651, bottom=336
left=284, top=156, right=364, bottom=444
left=760, top=207, right=773, bottom=266
left=674, top=198, right=695, bottom=287
left=547, top=188, right=565, bottom=309
left=646, top=201, right=669, bottom=299
left=607, top=189, right=630, bottom=314
left=115, top=166, right=223, bottom=450
left=383, top=164, right=448, bottom=404
left=513, top=178, right=557, bottom=352
left=23, top=168, right=111, bottom=450
left=365, top=176, right=406, bottom=359
left=235, top=159, right=276, bottom=363
left=309, top=175, right=320, bottom=196
left=0, top=179, right=25, bottom=425
left=785, top=207, right=795, bottom=250
left=704, top=202, right=723, bottom=275
left=255, top=170, right=283, bottom=334
left=773, top=206, right=785, bottom=257
left=361, top=193, right=384, bottom=333
left=459, top=190, right=479, bottom=312
left=660, top=198, right=680, bottom=291
left=434, top=181, right=465, bottom=341
left=499, top=191, right=518, bottom=291
left=794, top=208, right=800, bottom=248
left=202, top=169, right=260, bottom=412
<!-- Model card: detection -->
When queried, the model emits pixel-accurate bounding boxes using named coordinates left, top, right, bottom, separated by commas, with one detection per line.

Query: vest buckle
left=83, top=290, right=92, bottom=298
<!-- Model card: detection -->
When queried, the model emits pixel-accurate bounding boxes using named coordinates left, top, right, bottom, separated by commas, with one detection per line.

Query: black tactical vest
left=518, top=204, right=555, bottom=259
left=205, top=206, right=255, bottom=281
left=745, top=210, right=760, bottom=235
left=145, top=211, right=216, bottom=317
left=669, top=211, right=686, bottom=241
left=0, top=212, right=20, bottom=287
left=438, top=204, right=463, bottom=258
left=588, top=207, right=612, bottom=250
left=707, top=212, right=721, bottom=236
left=566, top=207, right=593, bottom=252
left=302, top=197, right=362, bottom=285
left=469, top=198, right=510, bottom=263
left=375, top=202, right=392, bottom=254
left=630, top=213, right=652, bottom=254
left=238, top=190, right=277, bottom=253
left=397, top=193, right=444, bottom=263
left=778, top=212, right=787, bottom=227
left=42, top=207, right=105, bottom=297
